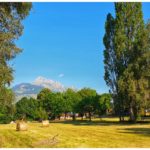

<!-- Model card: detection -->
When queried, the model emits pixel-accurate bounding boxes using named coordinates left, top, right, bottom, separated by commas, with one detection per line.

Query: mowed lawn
left=0, top=118, right=150, bottom=148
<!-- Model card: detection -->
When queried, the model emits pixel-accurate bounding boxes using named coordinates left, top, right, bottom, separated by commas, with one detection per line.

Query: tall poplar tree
left=104, top=2, right=149, bottom=122
left=103, top=13, right=123, bottom=120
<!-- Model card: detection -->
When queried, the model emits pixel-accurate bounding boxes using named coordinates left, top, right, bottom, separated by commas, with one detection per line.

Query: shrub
left=0, top=113, right=12, bottom=124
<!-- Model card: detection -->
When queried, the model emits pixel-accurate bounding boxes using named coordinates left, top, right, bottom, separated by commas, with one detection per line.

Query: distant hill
left=12, top=83, right=42, bottom=100
left=12, top=76, right=66, bottom=101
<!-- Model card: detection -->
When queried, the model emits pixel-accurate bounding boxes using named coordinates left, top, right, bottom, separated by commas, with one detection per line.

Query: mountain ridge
left=12, top=76, right=66, bottom=101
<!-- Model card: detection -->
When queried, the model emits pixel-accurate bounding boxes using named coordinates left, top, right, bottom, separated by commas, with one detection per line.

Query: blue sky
left=12, top=2, right=150, bottom=93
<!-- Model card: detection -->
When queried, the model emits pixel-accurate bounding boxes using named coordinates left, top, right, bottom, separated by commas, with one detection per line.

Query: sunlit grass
left=0, top=117, right=150, bottom=148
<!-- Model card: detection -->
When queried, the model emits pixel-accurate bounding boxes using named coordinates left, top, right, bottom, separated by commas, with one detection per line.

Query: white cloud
left=58, top=73, right=64, bottom=78
left=32, top=76, right=65, bottom=92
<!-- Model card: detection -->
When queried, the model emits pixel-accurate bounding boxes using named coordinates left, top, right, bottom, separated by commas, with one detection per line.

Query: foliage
left=15, top=97, right=41, bottom=120
left=0, top=3, right=32, bottom=123
left=35, top=107, right=48, bottom=121
left=78, top=88, right=97, bottom=121
left=103, top=2, right=150, bottom=122
left=96, top=93, right=112, bottom=116
left=20, top=87, right=113, bottom=121
left=37, top=88, right=51, bottom=100
left=49, top=92, right=65, bottom=119
left=0, top=88, right=16, bottom=123
left=63, top=88, right=81, bottom=120
left=37, top=88, right=52, bottom=109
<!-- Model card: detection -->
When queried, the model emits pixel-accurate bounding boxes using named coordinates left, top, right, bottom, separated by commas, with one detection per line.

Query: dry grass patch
left=0, top=118, right=150, bottom=148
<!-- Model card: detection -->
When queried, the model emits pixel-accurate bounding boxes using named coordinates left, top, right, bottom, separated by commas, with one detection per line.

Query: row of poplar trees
left=103, top=3, right=150, bottom=122
left=0, top=3, right=32, bottom=122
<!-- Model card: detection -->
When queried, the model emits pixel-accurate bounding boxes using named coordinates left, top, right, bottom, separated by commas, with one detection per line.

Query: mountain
left=12, top=76, right=66, bottom=101
left=13, top=83, right=43, bottom=95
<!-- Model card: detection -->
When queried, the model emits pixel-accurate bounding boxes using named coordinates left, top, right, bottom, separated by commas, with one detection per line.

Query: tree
left=115, top=3, right=148, bottom=122
left=37, top=88, right=52, bottom=112
left=78, top=88, right=97, bottom=121
left=103, top=13, right=116, bottom=95
left=143, top=20, right=150, bottom=107
left=95, top=93, right=112, bottom=117
left=0, top=3, right=32, bottom=93
left=63, top=88, right=81, bottom=120
left=61, top=89, right=72, bottom=119
left=15, top=97, right=43, bottom=121
left=49, top=92, right=65, bottom=120
left=0, top=88, right=16, bottom=123
left=103, top=13, right=121, bottom=118
left=0, top=3, right=32, bottom=123
left=104, top=2, right=149, bottom=122
left=34, top=107, right=48, bottom=121
left=37, top=88, right=51, bottom=100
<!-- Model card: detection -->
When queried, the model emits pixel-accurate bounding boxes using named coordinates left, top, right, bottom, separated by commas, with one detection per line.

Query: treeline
left=13, top=88, right=112, bottom=122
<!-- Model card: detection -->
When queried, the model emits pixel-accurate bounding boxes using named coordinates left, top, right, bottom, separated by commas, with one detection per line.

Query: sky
left=12, top=2, right=150, bottom=93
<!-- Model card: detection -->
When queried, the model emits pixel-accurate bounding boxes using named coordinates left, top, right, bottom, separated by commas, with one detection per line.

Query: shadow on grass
left=49, top=119, right=148, bottom=126
left=119, top=127, right=150, bottom=137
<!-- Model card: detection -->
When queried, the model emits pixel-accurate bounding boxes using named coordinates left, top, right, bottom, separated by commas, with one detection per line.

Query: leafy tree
left=34, top=107, right=48, bottom=121
left=76, top=99, right=85, bottom=120
left=95, top=93, right=112, bottom=117
left=49, top=92, right=65, bottom=119
left=37, top=88, right=51, bottom=108
left=63, top=88, right=81, bottom=120
left=15, top=97, right=41, bottom=121
left=0, top=3, right=32, bottom=96
left=103, top=13, right=120, bottom=117
left=115, top=3, right=148, bottom=122
left=0, top=3, right=32, bottom=123
left=37, top=88, right=51, bottom=100
left=78, top=88, right=97, bottom=121
left=104, top=2, right=149, bottom=122
left=62, top=89, right=73, bottom=119
left=0, top=88, right=16, bottom=123
left=143, top=20, right=150, bottom=109
left=103, top=13, right=116, bottom=95
left=37, top=88, right=66, bottom=119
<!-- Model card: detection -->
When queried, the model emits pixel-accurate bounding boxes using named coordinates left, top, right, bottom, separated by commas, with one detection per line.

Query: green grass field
left=0, top=117, right=150, bottom=148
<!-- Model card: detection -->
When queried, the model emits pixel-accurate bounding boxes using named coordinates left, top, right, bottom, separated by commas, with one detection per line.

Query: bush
left=0, top=113, right=12, bottom=124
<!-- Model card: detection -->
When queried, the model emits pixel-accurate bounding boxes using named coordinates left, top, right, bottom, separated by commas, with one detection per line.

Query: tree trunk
left=58, top=116, right=61, bottom=120
left=64, top=112, right=67, bottom=120
left=119, top=116, right=124, bottom=122
left=119, top=108, right=124, bottom=122
left=72, top=113, right=76, bottom=121
left=129, top=105, right=135, bottom=122
left=81, top=113, right=84, bottom=120
left=89, top=112, right=92, bottom=121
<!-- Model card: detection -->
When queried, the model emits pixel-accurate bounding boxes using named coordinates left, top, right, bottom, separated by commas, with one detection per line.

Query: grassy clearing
left=0, top=118, right=150, bottom=148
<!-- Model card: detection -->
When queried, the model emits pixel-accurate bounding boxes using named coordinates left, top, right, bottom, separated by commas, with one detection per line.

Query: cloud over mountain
left=32, top=76, right=65, bottom=92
